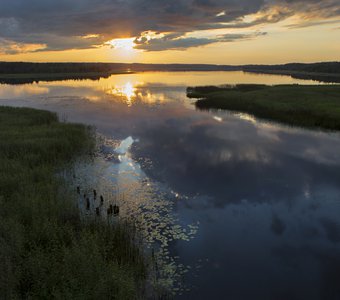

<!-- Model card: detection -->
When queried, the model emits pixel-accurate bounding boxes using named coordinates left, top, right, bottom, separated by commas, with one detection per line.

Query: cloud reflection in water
left=1, top=72, right=340, bottom=299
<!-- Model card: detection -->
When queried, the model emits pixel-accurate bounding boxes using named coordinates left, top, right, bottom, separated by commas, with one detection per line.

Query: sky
left=0, top=0, right=339, bottom=64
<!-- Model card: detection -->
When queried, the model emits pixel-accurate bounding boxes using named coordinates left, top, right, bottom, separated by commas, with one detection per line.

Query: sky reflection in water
left=0, top=72, right=340, bottom=299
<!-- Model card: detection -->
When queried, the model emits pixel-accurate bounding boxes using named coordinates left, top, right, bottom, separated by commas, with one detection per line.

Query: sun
left=109, top=38, right=135, bottom=51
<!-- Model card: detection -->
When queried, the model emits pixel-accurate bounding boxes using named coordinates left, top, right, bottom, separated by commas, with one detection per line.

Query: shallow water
left=1, top=71, right=340, bottom=299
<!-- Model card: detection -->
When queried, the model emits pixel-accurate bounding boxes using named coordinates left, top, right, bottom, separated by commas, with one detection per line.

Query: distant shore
left=188, top=84, right=340, bottom=130
left=0, top=71, right=135, bottom=84
left=243, top=69, right=340, bottom=84
left=0, top=61, right=339, bottom=84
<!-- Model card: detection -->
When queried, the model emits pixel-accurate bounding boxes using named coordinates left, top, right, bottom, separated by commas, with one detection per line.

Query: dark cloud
left=0, top=38, right=46, bottom=55
left=271, top=214, right=286, bottom=236
left=320, top=218, right=340, bottom=244
left=134, top=32, right=267, bottom=51
left=134, top=37, right=215, bottom=52
left=0, top=0, right=339, bottom=53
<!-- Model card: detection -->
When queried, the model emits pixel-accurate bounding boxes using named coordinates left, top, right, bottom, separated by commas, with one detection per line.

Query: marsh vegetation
left=2, top=71, right=340, bottom=299
left=0, top=107, right=145, bottom=299
left=188, top=84, right=340, bottom=130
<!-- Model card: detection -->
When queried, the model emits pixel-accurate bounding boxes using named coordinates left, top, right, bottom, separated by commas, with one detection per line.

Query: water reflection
left=0, top=71, right=325, bottom=99
left=106, top=82, right=137, bottom=106
left=0, top=72, right=340, bottom=299
left=103, top=81, right=169, bottom=107
left=132, top=113, right=340, bottom=205
left=0, top=84, right=49, bottom=98
left=73, top=135, right=198, bottom=296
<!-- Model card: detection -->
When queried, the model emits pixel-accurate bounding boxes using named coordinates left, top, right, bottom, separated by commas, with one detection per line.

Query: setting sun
left=108, top=38, right=135, bottom=51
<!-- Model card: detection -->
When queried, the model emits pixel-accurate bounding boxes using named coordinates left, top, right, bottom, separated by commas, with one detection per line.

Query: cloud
left=0, top=38, right=46, bottom=54
left=275, top=0, right=340, bottom=19
left=0, top=0, right=339, bottom=54
left=134, top=31, right=267, bottom=51
left=134, top=36, right=215, bottom=51
left=286, top=19, right=340, bottom=29
left=202, top=6, right=294, bottom=30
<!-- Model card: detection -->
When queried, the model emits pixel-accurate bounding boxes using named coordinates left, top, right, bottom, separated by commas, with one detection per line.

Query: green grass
left=187, top=84, right=340, bottom=130
left=0, top=106, right=145, bottom=299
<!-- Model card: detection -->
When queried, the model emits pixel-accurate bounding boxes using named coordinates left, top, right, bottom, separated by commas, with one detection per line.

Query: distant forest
left=0, top=61, right=339, bottom=74
left=0, top=61, right=339, bottom=83
left=242, top=62, right=340, bottom=74
left=0, top=62, right=238, bottom=74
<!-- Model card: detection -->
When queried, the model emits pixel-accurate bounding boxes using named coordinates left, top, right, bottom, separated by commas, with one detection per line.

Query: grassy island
left=0, top=107, right=145, bottom=299
left=187, top=84, right=340, bottom=130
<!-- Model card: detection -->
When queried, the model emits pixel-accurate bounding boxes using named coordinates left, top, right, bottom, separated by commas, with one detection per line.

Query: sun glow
left=108, top=38, right=135, bottom=51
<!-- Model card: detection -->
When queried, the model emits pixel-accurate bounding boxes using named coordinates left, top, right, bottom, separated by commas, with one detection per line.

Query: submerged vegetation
left=188, top=84, right=340, bottom=130
left=0, top=107, right=145, bottom=299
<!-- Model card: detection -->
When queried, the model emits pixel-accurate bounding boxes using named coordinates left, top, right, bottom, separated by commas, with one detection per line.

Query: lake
left=1, top=71, right=340, bottom=299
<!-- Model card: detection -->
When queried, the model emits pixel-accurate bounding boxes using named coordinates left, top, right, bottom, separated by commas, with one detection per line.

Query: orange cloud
left=0, top=39, right=46, bottom=54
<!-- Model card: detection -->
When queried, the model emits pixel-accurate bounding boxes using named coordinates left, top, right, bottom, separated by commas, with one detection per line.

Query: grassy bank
left=0, top=107, right=145, bottom=299
left=187, top=84, right=340, bottom=130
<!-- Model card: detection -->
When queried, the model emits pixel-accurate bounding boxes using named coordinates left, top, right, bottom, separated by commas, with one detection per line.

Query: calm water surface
left=1, top=72, right=340, bottom=299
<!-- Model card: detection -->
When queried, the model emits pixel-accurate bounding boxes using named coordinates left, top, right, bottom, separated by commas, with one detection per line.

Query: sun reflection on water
left=107, top=82, right=137, bottom=106
left=103, top=81, right=169, bottom=107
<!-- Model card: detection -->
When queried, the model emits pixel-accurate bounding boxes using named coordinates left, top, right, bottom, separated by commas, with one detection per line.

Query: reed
left=0, top=106, right=146, bottom=299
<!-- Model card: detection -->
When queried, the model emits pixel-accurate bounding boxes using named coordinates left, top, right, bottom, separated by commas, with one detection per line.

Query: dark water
left=1, top=72, right=340, bottom=299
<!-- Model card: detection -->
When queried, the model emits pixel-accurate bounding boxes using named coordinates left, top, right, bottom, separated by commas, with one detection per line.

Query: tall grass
left=0, top=106, right=145, bottom=299
left=188, top=84, right=340, bottom=130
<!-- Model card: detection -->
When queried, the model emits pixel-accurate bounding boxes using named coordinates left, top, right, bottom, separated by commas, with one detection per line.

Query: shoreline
left=0, top=106, right=146, bottom=299
left=188, top=84, right=340, bottom=131
left=0, top=61, right=339, bottom=84
left=0, top=71, right=134, bottom=84
left=0, top=69, right=339, bottom=85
